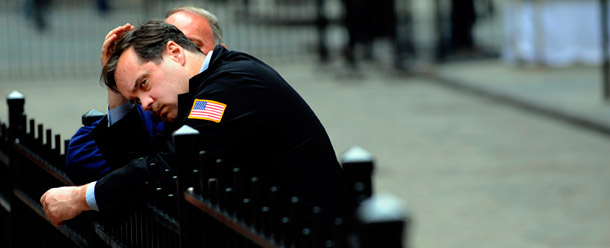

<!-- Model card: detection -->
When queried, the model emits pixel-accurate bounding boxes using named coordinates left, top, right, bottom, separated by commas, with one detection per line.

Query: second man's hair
left=166, top=6, right=224, bottom=45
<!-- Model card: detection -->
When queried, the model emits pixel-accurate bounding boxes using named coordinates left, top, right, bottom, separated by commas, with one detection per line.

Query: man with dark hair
left=65, top=6, right=226, bottom=185
left=41, top=20, right=344, bottom=226
left=102, top=20, right=203, bottom=96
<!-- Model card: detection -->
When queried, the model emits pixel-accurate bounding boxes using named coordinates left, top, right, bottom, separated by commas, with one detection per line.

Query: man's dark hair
left=101, top=19, right=203, bottom=92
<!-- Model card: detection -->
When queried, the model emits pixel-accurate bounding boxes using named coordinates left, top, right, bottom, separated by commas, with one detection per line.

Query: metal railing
left=0, top=0, right=342, bottom=81
left=0, top=91, right=409, bottom=248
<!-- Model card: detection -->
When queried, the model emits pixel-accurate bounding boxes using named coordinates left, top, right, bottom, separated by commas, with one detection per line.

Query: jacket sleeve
left=65, top=116, right=110, bottom=185
left=65, top=105, right=165, bottom=185
left=91, top=106, right=161, bottom=170
left=93, top=143, right=176, bottom=217
left=93, top=155, right=151, bottom=215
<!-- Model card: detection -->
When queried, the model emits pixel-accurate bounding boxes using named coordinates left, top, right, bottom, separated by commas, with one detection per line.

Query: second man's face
left=165, top=11, right=216, bottom=54
left=114, top=47, right=190, bottom=122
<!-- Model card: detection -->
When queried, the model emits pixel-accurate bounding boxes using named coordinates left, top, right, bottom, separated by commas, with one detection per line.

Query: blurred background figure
left=24, top=0, right=52, bottom=31
left=342, top=0, right=374, bottom=67
left=449, top=0, right=477, bottom=53
left=435, top=0, right=496, bottom=61
left=341, top=0, right=396, bottom=68
left=96, top=0, right=111, bottom=14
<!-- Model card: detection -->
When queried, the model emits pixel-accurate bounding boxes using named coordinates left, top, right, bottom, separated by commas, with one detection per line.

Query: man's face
left=165, top=11, right=216, bottom=54
left=114, top=47, right=190, bottom=122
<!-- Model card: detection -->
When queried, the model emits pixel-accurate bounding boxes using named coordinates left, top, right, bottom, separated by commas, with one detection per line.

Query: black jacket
left=92, top=46, right=344, bottom=217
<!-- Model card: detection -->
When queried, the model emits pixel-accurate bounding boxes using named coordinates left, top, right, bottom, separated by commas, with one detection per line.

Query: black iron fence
left=0, top=91, right=409, bottom=247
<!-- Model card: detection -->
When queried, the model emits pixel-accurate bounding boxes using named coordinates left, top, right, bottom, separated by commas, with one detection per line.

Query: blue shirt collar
left=199, top=50, right=214, bottom=73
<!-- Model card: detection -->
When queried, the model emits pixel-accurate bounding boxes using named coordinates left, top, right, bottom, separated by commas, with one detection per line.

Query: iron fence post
left=172, top=125, right=201, bottom=248
left=341, top=146, right=374, bottom=213
left=7, top=91, right=25, bottom=142
left=6, top=91, right=26, bottom=248
left=340, top=146, right=375, bottom=246
left=357, top=194, right=409, bottom=248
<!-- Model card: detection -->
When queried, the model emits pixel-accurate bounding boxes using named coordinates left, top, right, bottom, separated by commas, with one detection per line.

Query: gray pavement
left=287, top=60, right=610, bottom=248
left=432, top=60, right=610, bottom=137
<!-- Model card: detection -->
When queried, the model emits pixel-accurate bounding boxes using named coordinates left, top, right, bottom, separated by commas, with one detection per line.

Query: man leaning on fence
left=40, top=19, right=344, bottom=226
left=65, top=6, right=224, bottom=186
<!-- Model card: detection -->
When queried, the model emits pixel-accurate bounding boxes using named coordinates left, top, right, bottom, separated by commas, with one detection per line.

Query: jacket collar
left=176, top=45, right=228, bottom=123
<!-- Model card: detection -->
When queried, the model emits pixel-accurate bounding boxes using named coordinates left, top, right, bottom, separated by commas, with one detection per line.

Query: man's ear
left=166, top=41, right=185, bottom=66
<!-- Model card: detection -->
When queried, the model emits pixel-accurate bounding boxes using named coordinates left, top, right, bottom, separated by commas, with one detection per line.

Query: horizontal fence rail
left=0, top=91, right=409, bottom=247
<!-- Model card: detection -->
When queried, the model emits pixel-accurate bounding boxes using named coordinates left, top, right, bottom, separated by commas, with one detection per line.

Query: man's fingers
left=45, top=208, right=60, bottom=226
left=46, top=210, right=52, bottom=222
left=101, top=34, right=118, bottom=67
left=40, top=191, right=46, bottom=205
left=107, top=23, right=134, bottom=41
left=45, top=203, right=67, bottom=226
left=104, top=23, right=132, bottom=41
left=102, top=34, right=117, bottom=53
left=102, top=24, right=132, bottom=54
left=52, top=219, right=64, bottom=227
left=101, top=23, right=135, bottom=66
left=51, top=216, right=63, bottom=227
left=40, top=191, right=48, bottom=211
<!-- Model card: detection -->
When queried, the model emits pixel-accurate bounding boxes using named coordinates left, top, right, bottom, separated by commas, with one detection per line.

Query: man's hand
left=40, top=183, right=93, bottom=226
left=108, top=87, right=129, bottom=109
left=101, top=23, right=134, bottom=67
left=101, top=23, right=133, bottom=109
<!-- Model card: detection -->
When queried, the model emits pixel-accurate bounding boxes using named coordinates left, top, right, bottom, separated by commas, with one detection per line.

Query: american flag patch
left=188, top=99, right=227, bottom=123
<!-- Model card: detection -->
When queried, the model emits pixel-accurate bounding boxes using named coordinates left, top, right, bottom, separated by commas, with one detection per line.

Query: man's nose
left=140, top=96, right=154, bottom=111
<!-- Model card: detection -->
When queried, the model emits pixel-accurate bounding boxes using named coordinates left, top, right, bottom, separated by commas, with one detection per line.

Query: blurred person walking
left=342, top=0, right=396, bottom=68
left=25, top=0, right=51, bottom=31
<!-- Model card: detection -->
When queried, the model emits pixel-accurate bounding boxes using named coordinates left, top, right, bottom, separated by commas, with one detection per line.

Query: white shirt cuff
left=86, top=181, right=99, bottom=211
left=108, top=102, right=135, bottom=126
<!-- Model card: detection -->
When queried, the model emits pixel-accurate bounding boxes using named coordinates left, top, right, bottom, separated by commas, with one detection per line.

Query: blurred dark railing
left=0, top=0, right=343, bottom=81
left=0, top=91, right=409, bottom=247
left=0, top=0, right=435, bottom=81
left=601, top=0, right=610, bottom=101
left=0, top=0, right=510, bottom=82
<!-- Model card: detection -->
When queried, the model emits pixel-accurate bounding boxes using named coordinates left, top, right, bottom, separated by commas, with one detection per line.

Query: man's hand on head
left=101, top=23, right=135, bottom=68
left=40, top=183, right=93, bottom=227
left=108, top=87, right=129, bottom=109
